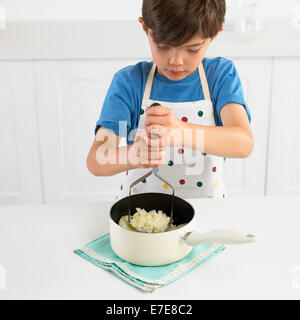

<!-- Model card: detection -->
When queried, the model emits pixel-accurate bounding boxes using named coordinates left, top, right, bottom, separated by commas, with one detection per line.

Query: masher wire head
left=128, top=168, right=174, bottom=227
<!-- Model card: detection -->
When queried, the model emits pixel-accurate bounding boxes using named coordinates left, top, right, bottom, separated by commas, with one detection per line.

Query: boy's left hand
left=144, top=105, right=184, bottom=147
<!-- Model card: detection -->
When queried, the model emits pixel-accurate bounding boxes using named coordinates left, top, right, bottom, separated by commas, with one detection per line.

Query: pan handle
left=182, top=229, right=256, bottom=245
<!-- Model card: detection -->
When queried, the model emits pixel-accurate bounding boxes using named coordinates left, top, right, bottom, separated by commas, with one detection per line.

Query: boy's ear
left=211, top=27, right=224, bottom=40
left=138, top=17, right=148, bottom=34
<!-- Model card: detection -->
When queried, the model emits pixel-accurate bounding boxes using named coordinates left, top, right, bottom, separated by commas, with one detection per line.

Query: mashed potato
left=118, top=207, right=186, bottom=233
left=130, top=207, right=171, bottom=233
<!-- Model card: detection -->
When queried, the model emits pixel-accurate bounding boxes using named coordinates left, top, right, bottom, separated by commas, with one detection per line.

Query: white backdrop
left=0, top=1, right=300, bottom=204
left=0, top=0, right=299, bottom=20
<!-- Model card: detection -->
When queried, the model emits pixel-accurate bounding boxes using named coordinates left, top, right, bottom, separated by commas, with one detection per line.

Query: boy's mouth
left=169, top=70, right=184, bottom=76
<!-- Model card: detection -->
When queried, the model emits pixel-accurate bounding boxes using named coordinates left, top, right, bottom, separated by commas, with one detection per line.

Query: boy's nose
left=169, top=51, right=184, bottom=66
left=169, top=57, right=183, bottom=66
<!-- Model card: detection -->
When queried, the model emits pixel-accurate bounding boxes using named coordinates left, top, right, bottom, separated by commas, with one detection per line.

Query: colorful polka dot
left=214, top=182, right=218, bottom=188
left=198, top=110, right=204, bottom=117
left=168, top=160, right=174, bottom=166
left=201, top=152, right=207, bottom=156
left=212, top=166, right=217, bottom=172
left=178, top=148, right=184, bottom=155
left=212, top=112, right=214, bottom=117
left=181, top=116, right=188, bottom=122
left=188, top=161, right=196, bottom=167
left=196, top=181, right=203, bottom=187
left=120, top=185, right=123, bottom=190
left=142, top=179, right=147, bottom=183
left=179, top=179, right=185, bottom=185
left=140, top=109, right=145, bottom=115
left=163, top=183, right=169, bottom=189
left=126, top=171, right=128, bottom=176
left=133, top=187, right=138, bottom=193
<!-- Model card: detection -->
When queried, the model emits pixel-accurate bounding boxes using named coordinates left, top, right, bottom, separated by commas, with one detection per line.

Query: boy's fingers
left=135, top=128, right=148, bottom=142
left=145, top=124, right=168, bottom=137
left=145, top=115, right=166, bottom=127
left=147, top=136, right=167, bottom=150
left=142, top=150, right=165, bottom=163
left=140, top=143, right=164, bottom=153
left=143, top=134, right=164, bottom=147
left=146, top=105, right=170, bottom=116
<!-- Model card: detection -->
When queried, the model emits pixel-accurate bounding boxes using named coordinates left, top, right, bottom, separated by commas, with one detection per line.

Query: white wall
left=0, top=0, right=300, bottom=204
left=0, top=0, right=299, bottom=21
left=0, top=0, right=142, bottom=20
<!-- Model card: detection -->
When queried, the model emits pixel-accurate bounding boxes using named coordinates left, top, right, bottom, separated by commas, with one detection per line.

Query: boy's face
left=139, top=18, right=219, bottom=81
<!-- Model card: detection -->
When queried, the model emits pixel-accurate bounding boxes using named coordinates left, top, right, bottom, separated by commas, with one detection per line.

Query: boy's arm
left=87, top=126, right=166, bottom=176
left=86, top=127, right=136, bottom=176
left=180, top=103, right=254, bottom=158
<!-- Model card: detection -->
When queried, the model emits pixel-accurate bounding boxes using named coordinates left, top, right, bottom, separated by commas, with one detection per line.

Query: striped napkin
left=74, top=233, right=225, bottom=293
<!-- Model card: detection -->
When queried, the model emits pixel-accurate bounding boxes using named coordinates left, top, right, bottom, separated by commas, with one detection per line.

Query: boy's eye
left=188, top=49, right=200, bottom=54
left=156, top=44, right=200, bottom=53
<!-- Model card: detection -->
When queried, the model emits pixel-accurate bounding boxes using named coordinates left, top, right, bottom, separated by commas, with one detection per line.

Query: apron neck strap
left=143, top=62, right=156, bottom=103
left=143, top=61, right=211, bottom=102
left=198, top=63, right=211, bottom=101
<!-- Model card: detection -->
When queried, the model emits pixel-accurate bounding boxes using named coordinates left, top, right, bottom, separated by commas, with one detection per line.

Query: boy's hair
left=141, top=0, right=226, bottom=46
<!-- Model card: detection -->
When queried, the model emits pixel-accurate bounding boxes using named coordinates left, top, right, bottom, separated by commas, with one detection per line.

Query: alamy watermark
left=95, top=121, right=205, bottom=175
left=0, top=265, right=5, bottom=290
left=0, top=6, right=6, bottom=30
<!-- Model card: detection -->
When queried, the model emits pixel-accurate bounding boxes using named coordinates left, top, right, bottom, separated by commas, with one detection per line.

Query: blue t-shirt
left=95, top=57, right=251, bottom=145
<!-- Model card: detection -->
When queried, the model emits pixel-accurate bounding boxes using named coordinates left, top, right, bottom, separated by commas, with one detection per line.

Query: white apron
left=115, top=62, right=227, bottom=200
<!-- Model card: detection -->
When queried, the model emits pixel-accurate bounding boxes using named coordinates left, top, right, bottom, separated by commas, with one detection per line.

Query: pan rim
left=109, top=192, right=195, bottom=235
left=109, top=214, right=194, bottom=235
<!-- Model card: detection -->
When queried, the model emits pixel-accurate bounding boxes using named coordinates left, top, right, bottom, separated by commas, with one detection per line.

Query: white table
left=0, top=196, right=300, bottom=300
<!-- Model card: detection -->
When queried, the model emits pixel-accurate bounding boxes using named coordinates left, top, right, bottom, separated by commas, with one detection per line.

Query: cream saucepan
left=110, top=192, right=255, bottom=267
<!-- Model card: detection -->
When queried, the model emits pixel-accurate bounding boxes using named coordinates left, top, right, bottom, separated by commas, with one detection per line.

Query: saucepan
left=109, top=186, right=255, bottom=267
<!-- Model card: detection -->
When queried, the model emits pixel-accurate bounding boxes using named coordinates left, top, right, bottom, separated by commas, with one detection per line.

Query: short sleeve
left=209, top=59, right=251, bottom=126
left=94, top=71, right=135, bottom=137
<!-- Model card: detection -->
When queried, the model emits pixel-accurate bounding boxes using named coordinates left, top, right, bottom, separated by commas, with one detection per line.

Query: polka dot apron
left=116, top=62, right=227, bottom=200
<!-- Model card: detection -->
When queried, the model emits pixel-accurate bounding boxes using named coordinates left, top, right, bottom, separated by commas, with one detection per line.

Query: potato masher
left=128, top=103, right=175, bottom=228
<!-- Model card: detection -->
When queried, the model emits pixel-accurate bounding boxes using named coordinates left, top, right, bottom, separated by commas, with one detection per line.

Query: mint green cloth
left=74, top=233, right=225, bottom=292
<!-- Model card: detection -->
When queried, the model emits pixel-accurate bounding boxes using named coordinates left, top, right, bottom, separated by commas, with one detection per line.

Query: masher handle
left=148, top=103, right=161, bottom=139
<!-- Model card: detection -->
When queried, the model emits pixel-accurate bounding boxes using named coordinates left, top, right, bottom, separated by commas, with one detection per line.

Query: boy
left=87, top=0, right=254, bottom=199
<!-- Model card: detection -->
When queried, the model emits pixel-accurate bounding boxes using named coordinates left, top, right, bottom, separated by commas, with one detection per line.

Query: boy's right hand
left=128, top=128, right=166, bottom=168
